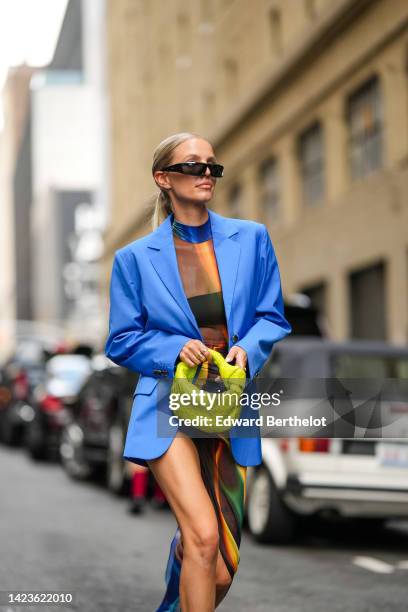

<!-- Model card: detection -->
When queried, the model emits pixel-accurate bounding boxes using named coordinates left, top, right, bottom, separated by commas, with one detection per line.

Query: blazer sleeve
left=235, top=224, right=292, bottom=380
left=104, top=250, right=192, bottom=378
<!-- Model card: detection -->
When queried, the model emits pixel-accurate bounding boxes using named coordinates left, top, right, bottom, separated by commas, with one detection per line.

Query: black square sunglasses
left=161, top=161, right=224, bottom=178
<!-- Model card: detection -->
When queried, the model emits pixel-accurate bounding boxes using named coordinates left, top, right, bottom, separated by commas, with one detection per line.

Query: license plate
left=376, top=442, right=408, bottom=467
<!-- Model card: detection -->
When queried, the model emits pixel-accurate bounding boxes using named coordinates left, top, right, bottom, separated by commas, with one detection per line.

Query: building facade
left=104, top=0, right=408, bottom=345
left=0, top=66, right=37, bottom=360
left=29, top=0, right=109, bottom=346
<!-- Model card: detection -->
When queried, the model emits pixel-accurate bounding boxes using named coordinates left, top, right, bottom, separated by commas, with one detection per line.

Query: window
left=228, top=183, right=243, bottom=218
left=202, top=90, right=216, bottom=123
left=349, top=261, right=386, bottom=340
left=177, top=12, right=191, bottom=54
left=346, top=75, right=383, bottom=180
left=297, top=121, right=325, bottom=206
left=223, top=57, right=239, bottom=98
left=200, top=0, right=214, bottom=23
left=300, top=281, right=327, bottom=334
left=304, top=0, right=317, bottom=20
left=259, top=157, right=280, bottom=225
left=268, top=8, right=282, bottom=55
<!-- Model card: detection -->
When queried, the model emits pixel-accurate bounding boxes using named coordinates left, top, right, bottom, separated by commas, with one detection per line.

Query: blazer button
left=232, top=334, right=239, bottom=343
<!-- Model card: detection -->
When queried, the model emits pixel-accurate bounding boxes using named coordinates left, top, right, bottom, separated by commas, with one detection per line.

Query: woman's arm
left=104, top=250, right=192, bottom=378
left=235, top=224, right=292, bottom=380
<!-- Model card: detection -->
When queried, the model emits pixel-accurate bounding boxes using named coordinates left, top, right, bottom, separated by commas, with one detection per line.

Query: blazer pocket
left=133, top=376, right=160, bottom=397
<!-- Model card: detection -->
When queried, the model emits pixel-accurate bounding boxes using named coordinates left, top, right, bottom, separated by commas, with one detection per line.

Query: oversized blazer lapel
left=146, top=208, right=241, bottom=339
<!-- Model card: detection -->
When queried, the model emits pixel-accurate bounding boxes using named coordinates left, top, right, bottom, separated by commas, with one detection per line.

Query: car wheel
left=107, top=421, right=128, bottom=496
left=25, top=420, right=47, bottom=461
left=1, top=417, right=20, bottom=446
left=60, top=422, right=92, bottom=480
left=247, top=466, right=296, bottom=544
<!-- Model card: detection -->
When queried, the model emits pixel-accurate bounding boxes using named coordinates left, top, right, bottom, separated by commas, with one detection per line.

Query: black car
left=0, top=366, right=13, bottom=436
left=25, top=354, right=93, bottom=460
left=60, top=360, right=138, bottom=495
left=0, top=341, right=47, bottom=446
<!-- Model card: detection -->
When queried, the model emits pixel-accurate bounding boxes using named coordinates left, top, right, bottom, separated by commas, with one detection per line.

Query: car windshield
left=46, top=356, right=91, bottom=382
left=54, top=369, right=88, bottom=383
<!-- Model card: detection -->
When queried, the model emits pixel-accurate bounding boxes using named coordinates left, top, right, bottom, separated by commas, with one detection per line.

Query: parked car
left=283, top=300, right=325, bottom=337
left=0, top=340, right=48, bottom=446
left=60, top=357, right=138, bottom=494
left=244, top=337, right=408, bottom=543
left=0, top=366, right=13, bottom=433
left=25, top=354, right=92, bottom=460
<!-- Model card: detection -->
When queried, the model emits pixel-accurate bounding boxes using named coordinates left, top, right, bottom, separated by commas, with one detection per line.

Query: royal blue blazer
left=104, top=207, right=292, bottom=467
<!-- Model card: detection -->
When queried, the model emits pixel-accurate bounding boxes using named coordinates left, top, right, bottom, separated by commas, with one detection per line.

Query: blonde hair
left=151, top=131, right=210, bottom=231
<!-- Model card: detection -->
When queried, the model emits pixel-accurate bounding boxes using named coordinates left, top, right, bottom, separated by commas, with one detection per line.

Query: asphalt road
left=1, top=444, right=407, bottom=612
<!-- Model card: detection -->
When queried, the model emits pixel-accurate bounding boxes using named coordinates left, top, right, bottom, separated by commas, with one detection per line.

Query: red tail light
left=40, top=395, right=63, bottom=412
left=298, top=438, right=330, bottom=453
left=14, top=371, right=29, bottom=400
left=54, top=342, right=68, bottom=354
left=278, top=438, right=290, bottom=452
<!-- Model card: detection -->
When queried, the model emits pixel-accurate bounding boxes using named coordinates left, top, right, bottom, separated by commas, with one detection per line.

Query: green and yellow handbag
left=170, top=348, right=247, bottom=433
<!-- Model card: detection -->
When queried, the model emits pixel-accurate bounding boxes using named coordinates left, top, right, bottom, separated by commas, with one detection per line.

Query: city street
left=1, top=2, right=408, bottom=611
left=1, top=445, right=407, bottom=612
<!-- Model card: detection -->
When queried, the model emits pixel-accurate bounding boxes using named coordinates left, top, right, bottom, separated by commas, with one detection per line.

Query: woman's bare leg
left=175, top=533, right=233, bottom=608
left=147, top=431, right=222, bottom=611
left=215, top=552, right=233, bottom=607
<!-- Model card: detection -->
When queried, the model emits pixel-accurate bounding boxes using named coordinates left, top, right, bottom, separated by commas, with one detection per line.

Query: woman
left=105, top=132, right=292, bottom=611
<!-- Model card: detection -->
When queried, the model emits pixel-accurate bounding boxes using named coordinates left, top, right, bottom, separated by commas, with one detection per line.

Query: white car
left=245, top=337, right=408, bottom=543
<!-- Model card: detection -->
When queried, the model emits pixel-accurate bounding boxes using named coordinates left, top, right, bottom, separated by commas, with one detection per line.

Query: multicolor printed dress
left=155, top=212, right=247, bottom=612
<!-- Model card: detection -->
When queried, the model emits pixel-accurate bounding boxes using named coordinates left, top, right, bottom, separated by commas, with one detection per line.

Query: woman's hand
left=225, top=345, right=247, bottom=370
left=178, top=339, right=213, bottom=368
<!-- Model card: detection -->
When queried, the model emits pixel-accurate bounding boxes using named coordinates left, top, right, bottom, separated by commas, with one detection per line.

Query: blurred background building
left=103, top=0, right=408, bottom=348
left=0, top=65, right=37, bottom=358
left=0, top=0, right=109, bottom=360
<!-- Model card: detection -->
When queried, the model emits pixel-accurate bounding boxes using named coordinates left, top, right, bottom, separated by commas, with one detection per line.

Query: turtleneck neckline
left=171, top=213, right=212, bottom=243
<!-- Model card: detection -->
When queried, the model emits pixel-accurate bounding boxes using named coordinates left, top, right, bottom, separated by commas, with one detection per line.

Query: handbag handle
left=175, top=348, right=245, bottom=384
left=172, top=349, right=247, bottom=433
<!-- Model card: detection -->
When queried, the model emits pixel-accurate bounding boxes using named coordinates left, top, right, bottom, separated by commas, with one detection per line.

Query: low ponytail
left=151, top=189, right=173, bottom=231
